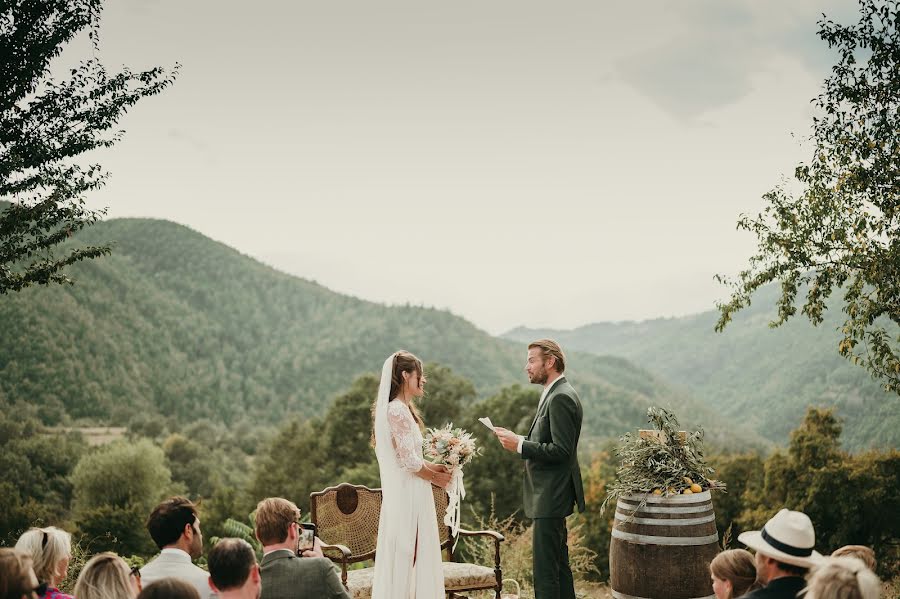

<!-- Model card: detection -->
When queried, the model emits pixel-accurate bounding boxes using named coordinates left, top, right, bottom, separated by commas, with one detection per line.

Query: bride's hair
left=371, top=350, right=425, bottom=447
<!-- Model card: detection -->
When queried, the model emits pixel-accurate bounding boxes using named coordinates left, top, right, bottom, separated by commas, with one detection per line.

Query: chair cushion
left=346, top=567, right=374, bottom=599
left=344, top=562, right=497, bottom=599
left=442, top=561, right=498, bottom=591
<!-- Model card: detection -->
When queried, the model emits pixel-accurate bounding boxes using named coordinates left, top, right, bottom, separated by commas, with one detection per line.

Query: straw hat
left=738, top=509, right=823, bottom=568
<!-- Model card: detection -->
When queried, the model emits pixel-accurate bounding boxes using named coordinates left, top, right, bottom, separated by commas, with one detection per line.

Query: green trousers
left=532, top=517, right=576, bottom=599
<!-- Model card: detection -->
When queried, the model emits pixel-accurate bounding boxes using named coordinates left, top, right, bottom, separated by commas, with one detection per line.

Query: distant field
left=49, top=427, right=127, bottom=446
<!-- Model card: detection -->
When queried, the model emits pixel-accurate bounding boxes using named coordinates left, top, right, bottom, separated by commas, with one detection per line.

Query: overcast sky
left=63, top=0, right=858, bottom=334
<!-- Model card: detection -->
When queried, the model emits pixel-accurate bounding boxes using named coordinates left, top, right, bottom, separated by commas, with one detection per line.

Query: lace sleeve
left=387, top=401, right=424, bottom=473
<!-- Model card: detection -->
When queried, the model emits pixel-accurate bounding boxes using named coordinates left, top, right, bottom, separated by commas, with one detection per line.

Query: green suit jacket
left=521, top=376, right=586, bottom=519
left=259, top=549, right=350, bottom=599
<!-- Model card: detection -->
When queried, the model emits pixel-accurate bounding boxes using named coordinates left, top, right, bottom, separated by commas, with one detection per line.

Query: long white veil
left=373, top=353, right=403, bottom=493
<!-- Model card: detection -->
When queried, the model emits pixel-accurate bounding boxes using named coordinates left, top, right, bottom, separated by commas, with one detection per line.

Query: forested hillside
left=505, top=283, right=899, bottom=450
left=0, top=217, right=741, bottom=443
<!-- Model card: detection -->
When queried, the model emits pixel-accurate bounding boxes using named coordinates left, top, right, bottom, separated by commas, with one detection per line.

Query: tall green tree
left=71, top=439, right=174, bottom=555
left=733, top=407, right=900, bottom=575
left=0, top=411, right=86, bottom=543
left=0, top=0, right=178, bottom=294
left=462, top=384, right=541, bottom=523
left=418, top=362, right=477, bottom=428
left=716, top=0, right=900, bottom=392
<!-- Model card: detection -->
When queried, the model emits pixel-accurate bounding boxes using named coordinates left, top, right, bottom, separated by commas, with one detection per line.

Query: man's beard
left=190, top=537, right=202, bottom=559
left=529, top=369, right=547, bottom=385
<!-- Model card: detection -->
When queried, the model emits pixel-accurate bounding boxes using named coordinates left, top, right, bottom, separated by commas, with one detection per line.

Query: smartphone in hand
left=297, top=522, right=317, bottom=555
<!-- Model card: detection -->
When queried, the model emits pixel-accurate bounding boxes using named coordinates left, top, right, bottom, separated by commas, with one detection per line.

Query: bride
left=371, top=351, right=452, bottom=599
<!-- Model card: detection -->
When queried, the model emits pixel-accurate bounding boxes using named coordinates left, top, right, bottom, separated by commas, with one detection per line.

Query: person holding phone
left=255, top=497, right=350, bottom=599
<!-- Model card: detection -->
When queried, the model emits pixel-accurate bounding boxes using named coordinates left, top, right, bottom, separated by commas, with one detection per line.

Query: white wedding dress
left=372, top=355, right=445, bottom=599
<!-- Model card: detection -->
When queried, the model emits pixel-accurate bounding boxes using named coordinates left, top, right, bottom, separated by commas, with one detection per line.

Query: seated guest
left=137, top=578, right=200, bottom=599
left=0, top=548, right=41, bottom=599
left=738, top=509, right=823, bottom=598
left=831, top=546, right=877, bottom=572
left=207, top=539, right=261, bottom=599
left=804, top=556, right=881, bottom=599
left=74, top=552, right=141, bottom=599
left=14, top=527, right=74, bottom=599
left=710, top=548, right=760, bottom=599
left=254, top=497, right=350, bottom=599
left=141, top=497, right=214, bottom=599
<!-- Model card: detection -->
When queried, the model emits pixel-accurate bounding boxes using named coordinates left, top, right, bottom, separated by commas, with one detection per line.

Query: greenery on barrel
left=601, top=407, right=726, bottom=513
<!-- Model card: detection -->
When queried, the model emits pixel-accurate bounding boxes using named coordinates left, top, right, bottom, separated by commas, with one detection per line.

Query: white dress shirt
left=140, top=547, right=216, bottom=599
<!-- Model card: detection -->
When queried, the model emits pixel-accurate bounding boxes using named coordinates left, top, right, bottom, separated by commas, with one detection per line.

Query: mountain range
left=504, top=282, right=899, bottom=451
left=0, top=217, right=745, bottom=445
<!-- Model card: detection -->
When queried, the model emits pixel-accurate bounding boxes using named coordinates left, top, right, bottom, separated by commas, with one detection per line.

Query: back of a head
left=208, top=539, right=256, bottom=592
left=13, top=527, right=71, bottom=584
left=831, top=546, right=877, bottom=572
left=0, top=548, right=36, bottom=599
left=254, top=498, right=300, bottom=546
left=74, top=552, right=134, bottom=599
left=146, top=497, right=199, bottom=550
left=710, top=549, right=759, bottom=598
left=138, top=577, right=201, bottom=599
left=805, top=556, right=881, bottom=599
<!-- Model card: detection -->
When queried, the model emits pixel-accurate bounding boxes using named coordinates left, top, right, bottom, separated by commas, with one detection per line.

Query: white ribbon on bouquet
left=443, top=466, right=466, bottom=550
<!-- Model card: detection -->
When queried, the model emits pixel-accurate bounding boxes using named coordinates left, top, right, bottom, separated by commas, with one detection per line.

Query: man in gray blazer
left=141, top=496, right=216, bottom=599
left=495, top=339, right=585, bottom=599
left=254, top=497, right=350, bottom=599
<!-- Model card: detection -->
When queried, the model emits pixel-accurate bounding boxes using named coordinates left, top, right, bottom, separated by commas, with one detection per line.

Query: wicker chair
left=310, top=483, right=504, bottom=599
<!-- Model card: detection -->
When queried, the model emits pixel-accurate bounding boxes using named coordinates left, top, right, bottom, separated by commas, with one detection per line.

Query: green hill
left=504, top=284, right=900, bottom=451
left=0, top=218, right=746, bottom=443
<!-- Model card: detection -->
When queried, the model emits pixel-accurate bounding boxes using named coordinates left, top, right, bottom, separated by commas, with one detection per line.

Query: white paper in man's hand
left=478, top=417, right=495, bottom=431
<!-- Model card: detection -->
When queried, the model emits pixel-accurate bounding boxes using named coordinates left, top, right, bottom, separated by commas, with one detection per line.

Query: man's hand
left=494, top=427, right=520, bottom=453
left=301, top=536, right=325, bottom=558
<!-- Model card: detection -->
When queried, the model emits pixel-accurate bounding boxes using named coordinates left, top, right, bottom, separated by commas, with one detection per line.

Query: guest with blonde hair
left=74, top=553, right=141, bottom=599
left=831, top=546, right=877, bottom=572
left=14, top=527, right=74, bottom=599
left=804, top=556, right=880, bottom=599
left=0, top=548, right=41, bottom=599
left=710, top=549, right=760, bottom=599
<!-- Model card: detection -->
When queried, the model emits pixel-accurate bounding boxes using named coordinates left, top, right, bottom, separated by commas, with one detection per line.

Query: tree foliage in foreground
left=712, top=407, right=900, bottom=578
left=0, top=0, right=177, bottom=294
left=716, top=0, right=900, bottom=393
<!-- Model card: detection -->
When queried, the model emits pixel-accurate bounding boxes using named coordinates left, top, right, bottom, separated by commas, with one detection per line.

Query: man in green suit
left=495, top=339, right=585, bottom=599
left=254, top=497, right=350, bottom=599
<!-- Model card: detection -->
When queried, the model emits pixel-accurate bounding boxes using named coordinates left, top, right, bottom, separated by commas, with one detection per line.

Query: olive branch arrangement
left=600, top=407, right=726, bottom=515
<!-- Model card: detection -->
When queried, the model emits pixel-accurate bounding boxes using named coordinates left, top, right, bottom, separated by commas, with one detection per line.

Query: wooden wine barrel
left=609, top=491, right=719, bottom=599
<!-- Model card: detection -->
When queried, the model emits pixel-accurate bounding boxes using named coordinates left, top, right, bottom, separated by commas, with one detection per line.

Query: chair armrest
left=457, top=528, right=505, bottom=542
left=320, top=543, right=352, bottom=589
left=455, top=529, right=504, bottom=569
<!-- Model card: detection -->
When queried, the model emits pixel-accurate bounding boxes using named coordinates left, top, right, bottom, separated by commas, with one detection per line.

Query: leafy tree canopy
left=0, top=0, right=177, bottom=294
left=716, top=0, right=900, bottom=392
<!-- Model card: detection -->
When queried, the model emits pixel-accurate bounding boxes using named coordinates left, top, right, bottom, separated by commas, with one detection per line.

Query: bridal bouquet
left=423, top=424, right=482, bottom=545
left=423, top=423, right=481, bottom=468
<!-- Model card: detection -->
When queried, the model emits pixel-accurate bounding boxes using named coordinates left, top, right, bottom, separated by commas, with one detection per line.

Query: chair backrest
left=310, top=483, right=452, bottom=563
